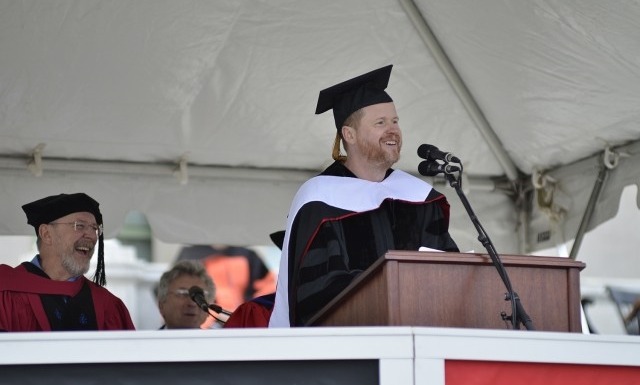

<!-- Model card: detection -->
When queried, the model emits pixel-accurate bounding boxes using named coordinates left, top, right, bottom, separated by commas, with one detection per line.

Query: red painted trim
left=445, top=360, right=640, bottom=385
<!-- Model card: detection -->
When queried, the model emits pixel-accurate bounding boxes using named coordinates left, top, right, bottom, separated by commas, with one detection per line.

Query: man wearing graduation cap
left=0, top=193, right=135, bottom=331
left=269, top=65, right=459, bottom=327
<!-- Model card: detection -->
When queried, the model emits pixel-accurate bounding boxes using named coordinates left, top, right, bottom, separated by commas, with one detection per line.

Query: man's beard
left=358, top=135, right=401, bottom=168
left=61, top=253, right=91, bottom=277
left=60, top=241, right=93, bottom=277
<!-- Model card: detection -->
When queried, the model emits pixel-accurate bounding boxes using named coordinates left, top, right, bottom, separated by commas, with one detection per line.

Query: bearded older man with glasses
left=0, top=192, right=135, bottom=331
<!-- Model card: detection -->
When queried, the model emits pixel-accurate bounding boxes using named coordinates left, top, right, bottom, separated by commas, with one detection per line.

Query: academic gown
left=223, top=293, right=275, bottom=328
left=0, top=262, right=135, bottom=332
left=269, top=161, right=459, bottom=327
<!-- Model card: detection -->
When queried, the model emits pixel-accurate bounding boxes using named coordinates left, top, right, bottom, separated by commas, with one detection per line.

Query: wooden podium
left=308, top=251, right=585, bottom=332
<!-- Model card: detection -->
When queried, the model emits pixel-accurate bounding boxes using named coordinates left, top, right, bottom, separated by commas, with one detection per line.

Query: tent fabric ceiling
left=1, top=0, right=639, bottom=254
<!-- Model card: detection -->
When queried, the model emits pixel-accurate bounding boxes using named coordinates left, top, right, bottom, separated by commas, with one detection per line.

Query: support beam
left=399, top=0, right=520, bottom=182
left=0, top=155, right=500, bottom=192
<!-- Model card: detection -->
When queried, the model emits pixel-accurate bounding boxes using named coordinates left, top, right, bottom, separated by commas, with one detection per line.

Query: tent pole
left=516, top=180, right=532, bottom=255
left=400, top=0, right=529, bottom=253
left=399, top=0, right=519, bottom=182
left=569, top=161, right=609, bottom=260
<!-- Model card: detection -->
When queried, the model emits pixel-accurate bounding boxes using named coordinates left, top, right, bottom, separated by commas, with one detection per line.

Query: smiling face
left=40, top=211, right=98, bottom=280
left=342, top=102, right=402, bottom=179
left=158, top=274, right=210, bottom=329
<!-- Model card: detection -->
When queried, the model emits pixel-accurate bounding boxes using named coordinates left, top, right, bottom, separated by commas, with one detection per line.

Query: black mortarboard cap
left=22, top=193, right=107, bottom=286
left=315, top=65, right=394, bottom=131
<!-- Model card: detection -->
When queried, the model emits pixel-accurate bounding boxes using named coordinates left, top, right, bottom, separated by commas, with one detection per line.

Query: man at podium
left=269, top=65, right=459, bottom=327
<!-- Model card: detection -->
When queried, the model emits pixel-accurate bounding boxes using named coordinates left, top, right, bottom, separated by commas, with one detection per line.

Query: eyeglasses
left=170, top=288, right=210, bottom=299
left=49, top=221, right=104, bottom=237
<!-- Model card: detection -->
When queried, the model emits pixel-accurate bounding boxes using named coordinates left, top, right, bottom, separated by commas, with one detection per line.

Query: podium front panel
left=310, top=252, right=584, bottom=332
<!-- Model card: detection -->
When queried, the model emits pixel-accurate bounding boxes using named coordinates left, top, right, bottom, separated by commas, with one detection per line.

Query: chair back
left=606, top=286, right=640, bottom=335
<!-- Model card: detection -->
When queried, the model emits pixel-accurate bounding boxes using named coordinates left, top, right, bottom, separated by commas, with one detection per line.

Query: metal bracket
left=603, top=146, right=621, bottom=169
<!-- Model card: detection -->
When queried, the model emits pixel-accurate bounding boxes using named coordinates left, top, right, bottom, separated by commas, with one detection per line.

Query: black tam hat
left=22, top=193, right=107, bottom=286
left=315, top=65, right=394, bottom=131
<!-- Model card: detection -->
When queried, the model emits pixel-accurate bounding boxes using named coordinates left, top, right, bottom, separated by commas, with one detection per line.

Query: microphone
left=188, top=285, right=233, bottom=316
left=418, top=160, right=460, bottom=176
left=417, top=144, right=460, bottom=163
left=188, top=285, right=210, bottom=313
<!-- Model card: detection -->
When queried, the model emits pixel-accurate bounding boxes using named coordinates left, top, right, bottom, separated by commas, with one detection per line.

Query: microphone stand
left=442, top=166, right=535, bottom=330
left=206, top=303, right=233, bottom=326
left=191, top=297, right=233, bottom=325
left=208, top=303, right=233, bottom=316
left=207, top=304, right=231, bottom=326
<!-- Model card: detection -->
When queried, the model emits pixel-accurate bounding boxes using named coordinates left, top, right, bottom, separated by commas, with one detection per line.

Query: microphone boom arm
left=208, top=303, right=233, bottom=316
left=443, top=170, right=535, bottom=330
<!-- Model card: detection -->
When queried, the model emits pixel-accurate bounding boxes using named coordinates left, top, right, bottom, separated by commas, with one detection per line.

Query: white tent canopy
left=1, top=0, right=639, bottom=256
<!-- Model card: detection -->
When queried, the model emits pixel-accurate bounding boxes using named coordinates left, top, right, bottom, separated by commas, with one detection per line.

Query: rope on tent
left=27, top=143, right=46, bottom=177
left=532, top=168, right=567, bottom=223
left=532, top=168, right=573, bottom=249
left=174, top=153, right=189, bottom=185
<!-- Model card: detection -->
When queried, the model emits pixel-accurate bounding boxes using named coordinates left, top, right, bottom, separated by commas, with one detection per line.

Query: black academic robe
left=269, top=161, right=458, bottom=327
